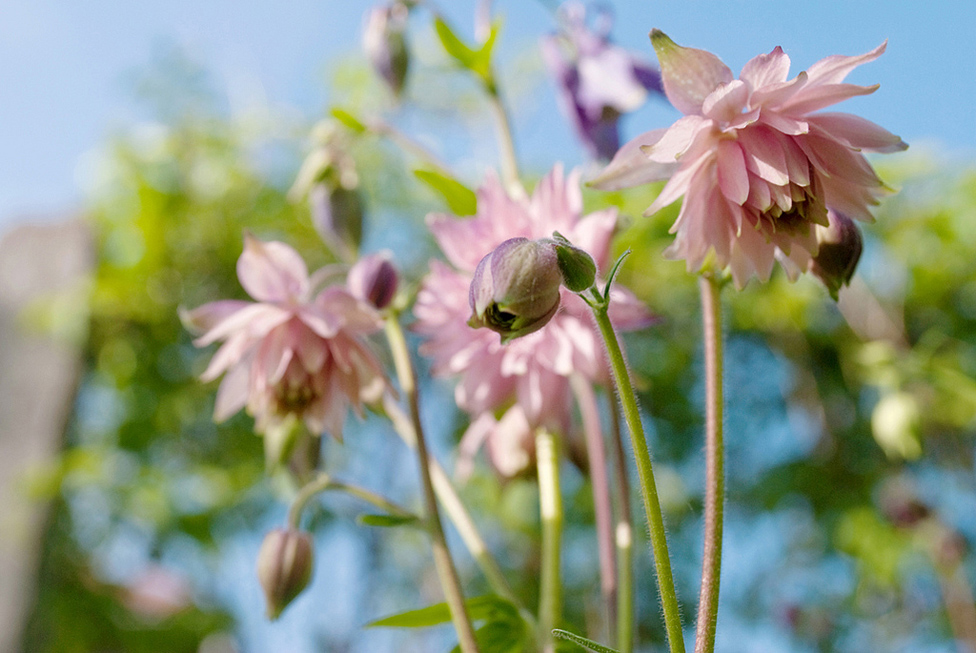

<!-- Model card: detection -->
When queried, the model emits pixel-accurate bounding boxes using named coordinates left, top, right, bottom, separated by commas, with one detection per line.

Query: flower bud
left=348, top=251, right=399, bottom=309
left=552, top=231, right=597, bottom=292
left=811, top=210, right=863, bottom=300
left=468, top=237, right=562, bottom=343
left=310, top=183, right=364, bottom=262
left=363, top=3, right=410, bottom=97
left=256, top=528, right=314, bottom=620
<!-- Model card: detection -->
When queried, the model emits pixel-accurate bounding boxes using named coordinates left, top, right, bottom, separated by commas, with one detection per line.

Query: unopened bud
left=552, top=231, right=597, bottom=292
left=348, top=251, right=399, bottom=309
left=468, top=237, right=562, bottom=343
left=256, top=528, right=314, bottom=620
left=811, top=210, right=863, bottom=300
left=364, top=3, right=410, bottom=97
left=310, top=183, right=364, bottom=262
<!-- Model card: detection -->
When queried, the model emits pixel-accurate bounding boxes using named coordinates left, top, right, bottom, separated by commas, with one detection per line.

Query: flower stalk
left=587, top=284, right=685, bottom=653
left=570, top=373, right=618, bottom=643
left=608, top=396, right=635, bottom=653
left=287, top=472, right=414, bottom=531
left=384, top=314, right=480, bottom=653
left=694, top=274, right=725, bottom=653
left=535, top=427, right=564, bottom=653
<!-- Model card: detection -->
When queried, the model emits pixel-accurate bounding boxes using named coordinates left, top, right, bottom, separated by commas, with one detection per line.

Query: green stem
left=608, top=397, right=634, bottom=653
left=366, top=118, right=454, bottom=176
left=287, top=472, right=413, bottom=530
left=591, top=304, right=685, bottom=653
left=384, top=316, right=480, bottom=653
left=570, top=374, right=618, bottom=644
left=535, top=427, right=563, bottom=653
left=694, top=275, right=725, bottom=653
left=484, top=78, right=520, bottom=193
left=381, top=394, right=536, bottom=630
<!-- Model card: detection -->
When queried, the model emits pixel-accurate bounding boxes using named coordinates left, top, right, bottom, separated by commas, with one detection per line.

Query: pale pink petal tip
left=650, top=29, right=733, bottom=115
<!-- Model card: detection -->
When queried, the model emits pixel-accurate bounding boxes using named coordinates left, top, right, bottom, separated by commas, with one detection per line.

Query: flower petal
left=806, top=113, right=908, bottom=153
left=803, top=41, right=887, bottom=86
left=180, top=300, right=250, bottom=336
left=651, top=29, right=733, bottom=115
left=588, top=129, right=676, bottom=190
left=237, top=234, right=310, bottom=303
left=780, top=82, right=880, bottom=116
left=702, top=80, right=749, bottom=124
left=716, top=139, right=750, bottom=205
left=740, top=46, right=791, bottom=89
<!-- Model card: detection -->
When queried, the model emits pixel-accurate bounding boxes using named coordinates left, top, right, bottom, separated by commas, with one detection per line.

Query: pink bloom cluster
left=594, top=31, right=907, bottom=287
left=182, top=235, right=385, bottom=438
left=414, top=165, right=653, bottom=477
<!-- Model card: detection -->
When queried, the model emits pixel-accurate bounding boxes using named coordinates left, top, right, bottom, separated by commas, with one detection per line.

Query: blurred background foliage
left=18, top=29, right=976, bottom=653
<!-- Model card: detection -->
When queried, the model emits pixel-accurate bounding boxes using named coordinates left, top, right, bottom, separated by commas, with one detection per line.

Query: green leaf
left=602, top=249, right=632, bottom=303
left=432, top=17, right=499, bottom=81
left=330, top=108, right=368, bottom=134
left=356, top=513, right=420, bottom=529
left=451, top=620, right=527, bottom=653
left=552, top=629, right=619, bottom=653
left=368, top=595, right=518, bottom=629
left=414, top=169, right=477, bottom=215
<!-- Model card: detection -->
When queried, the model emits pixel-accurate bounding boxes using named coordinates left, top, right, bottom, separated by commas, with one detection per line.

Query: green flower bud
left=552, top=231, right=597, bottom=292
left=468, top=237, right=562, bottom=343
left=256, top=528, right=314, bottom=620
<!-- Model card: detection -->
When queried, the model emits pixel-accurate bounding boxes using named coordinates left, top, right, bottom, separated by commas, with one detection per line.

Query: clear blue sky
left=2, top=0, right=974, bottom=232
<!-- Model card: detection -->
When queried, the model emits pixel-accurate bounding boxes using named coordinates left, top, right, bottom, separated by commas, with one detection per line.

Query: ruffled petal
left=806, top=113, right=908, bottom=153
left=740, top=46, right=791, bottom=89
left=803, top=41, right=887, bottom=86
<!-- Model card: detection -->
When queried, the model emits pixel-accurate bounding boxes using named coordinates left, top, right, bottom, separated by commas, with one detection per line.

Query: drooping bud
left=363, top=3, right=410, bottom=97
left=256, top=528, right=314, bottom=620
left=468, top=237, right=562, bottom=343
left=552, top=231, right=597, bottom=292
left=348, top=251, right=399, bottom=309
left=810, top=210, right=863, bottom=300
left=309, top=183, right=364, bottom=263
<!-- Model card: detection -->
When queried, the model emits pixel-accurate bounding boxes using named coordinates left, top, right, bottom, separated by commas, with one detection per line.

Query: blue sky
left=2, top=0, right=974, bottom=232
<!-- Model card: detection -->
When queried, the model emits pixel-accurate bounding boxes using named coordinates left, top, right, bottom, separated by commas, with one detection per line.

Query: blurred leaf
left=356, top=513, right=420, bottom=528
left=368, top=595, right=518, bottom=629
left=331, top=108, right=368, bottom=134
left=433, top=17, right=498, bottom=81
left=414, top=169, right=477, bottom=216
left=552, top=629, right=619, bottom=653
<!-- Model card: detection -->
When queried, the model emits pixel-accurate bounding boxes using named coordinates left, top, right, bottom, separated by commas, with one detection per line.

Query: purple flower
left=541, top=2, right=663, bottom=160
left=414, top=165, right=653, bottom=477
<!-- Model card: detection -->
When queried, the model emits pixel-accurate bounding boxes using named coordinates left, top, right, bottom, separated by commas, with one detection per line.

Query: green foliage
left=414, top=168, right=478, bottom=216
left=552, top=629, right=619, bottom=653
left=433, top=16, right=499, bottom=83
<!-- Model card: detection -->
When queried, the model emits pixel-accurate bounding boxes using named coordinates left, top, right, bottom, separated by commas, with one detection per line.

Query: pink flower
left=182, top=235, right=385, bottom=439
left=593, top=31, right=907, bottom=288
left=414, top=165, right=653, bottom=477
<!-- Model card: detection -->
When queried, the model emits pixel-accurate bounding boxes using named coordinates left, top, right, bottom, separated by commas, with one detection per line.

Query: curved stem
left=570, top=374, right=617, bottom=643
left=287, top=472, right=414, bottom=530
left=381, top=394, right=536, bottom=630
left=608, top=396, right=634, bottom=653
left=535, top=427, right=563, bottom=653
left=384, top=316, right=480, bottom=653
left=694, top=275, right=725, bottom=653
left=366, top=118, right=454, bottom=176
left=591, top=304, right=685, bottom=653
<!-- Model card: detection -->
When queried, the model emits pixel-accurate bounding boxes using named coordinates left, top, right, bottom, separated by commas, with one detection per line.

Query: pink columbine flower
left=414, top=164, right=653, bottom=478
left=181, top=235, right=385, bottom=439
left=592, top=30, right=907, bottom=288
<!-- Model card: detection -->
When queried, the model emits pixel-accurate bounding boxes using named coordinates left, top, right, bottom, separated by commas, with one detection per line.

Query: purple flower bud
left=348, top=251, right=399, bottom=309
left=364, top=3, right=410, bottom=97
left=468, top=237, right=562, bottom=342
left=811, top=210, right=863, bottom=300
left=256, top=528, right=314, bottom=620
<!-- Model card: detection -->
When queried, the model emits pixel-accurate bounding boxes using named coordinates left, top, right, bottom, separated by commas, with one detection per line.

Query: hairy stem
left=694, top=275, right=725, bottom=653
left=384, top=316, right=480, bottom=653
left=535, top=427, right=563, bottom=653
left=571, top=374, right=618, bottom=643
left=608, top=396, right=634, bottom=653
left=381, top=394, right=536, bottom=629
left=591, top=304, right=685, bottom=653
